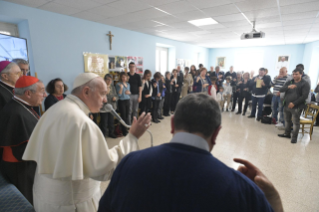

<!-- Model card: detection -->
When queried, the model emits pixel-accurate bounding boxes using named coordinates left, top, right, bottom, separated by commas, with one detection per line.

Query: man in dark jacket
left=211, top=66, right=225, bottom=89
left=225, top=66, right=237, bottom=81
left=248, top=68, right=271, bottom=121
left=98, top=94, right=283, bottom=212
left=278, top=68, right=310, bottom=143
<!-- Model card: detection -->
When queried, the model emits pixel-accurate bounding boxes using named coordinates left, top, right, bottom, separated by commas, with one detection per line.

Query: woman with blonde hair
left=240, top=72, right=252, bottom=116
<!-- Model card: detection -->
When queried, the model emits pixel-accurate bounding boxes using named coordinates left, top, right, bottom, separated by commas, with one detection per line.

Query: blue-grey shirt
left=116, top=82, right=131, bottom=100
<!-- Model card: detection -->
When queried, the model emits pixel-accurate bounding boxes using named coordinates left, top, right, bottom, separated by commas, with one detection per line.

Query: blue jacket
left=193, top=76, right=212, bottom=93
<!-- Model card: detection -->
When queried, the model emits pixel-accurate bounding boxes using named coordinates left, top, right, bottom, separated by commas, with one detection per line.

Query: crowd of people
left=0, top=57, right=317, bottom=211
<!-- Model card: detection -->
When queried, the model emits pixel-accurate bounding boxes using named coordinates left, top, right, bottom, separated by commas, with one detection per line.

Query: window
left=0, top=22, right=19, bottom=37
left=156, top=47, right=168, bottom=75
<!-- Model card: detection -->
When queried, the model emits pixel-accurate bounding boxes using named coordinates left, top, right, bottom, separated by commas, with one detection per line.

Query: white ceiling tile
left=243, top=7, right=279, bottom=19
left=106, top=0, right=151, bottom=12
left=280, top=0, right=319, bottom=6
left=212, top=13, right=245, bottom=23
left=137, top=0, right=179, bottom=6
left=251, top=16, right=281, bottom=24
left=201, top=4, right=240, bottom=17
left=38, top=2, right=81, bottom=15
left=71, top=11, right=106, bottom=21
left=86, top=5, right=127, bottom=18
left=281, top=1, right=319, bottom=14
left=53, top=0, right=102, bottom=10
left=119, top=20, right=162, bottom=29
left=189, top=30, right=212, bottom=35
left=260, top=26, right=283, bottom=32
left=156, top=1, right=197, bottom=14
left=3, top=0, right=51, bottom=8
left=235, top=0, right=278, bottom=12
left=152, top=15, right=183, bottom=24
left=284, top=30, right=309, bottom=36
left=256, top=22, right=282, bottom=28
left=152, top=25, right=175, bottom=31
left=221, top=20, right=252, bottom=27
left=91, top=0, right=117, bottom=4
left=282, top=18, right=316, bottom=26
left=187, top=0, right=233, bottom=9
left=209, top=28, right=235, bottom=33
left=174, top=10, right=208, bottom=21
left=127, top=8, right=169, bottom=20
left=281, top=11, right=319, bottom=21
left=283, top=24, right=313, bottom=30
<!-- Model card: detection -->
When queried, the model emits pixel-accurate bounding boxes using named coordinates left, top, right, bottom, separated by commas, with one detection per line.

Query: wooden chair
left=300, top=104, right=319, bottom=140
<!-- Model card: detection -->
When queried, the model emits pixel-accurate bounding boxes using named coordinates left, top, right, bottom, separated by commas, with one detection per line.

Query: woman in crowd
left=181, top=67, right=194, bottom=98
left=44, top=78, right=68, bottom=110
left=97, top=74, right=118, bottom=138
left=151, top=72, right=162, bottom=123
left=232, top=72, right=243, bottom=113
left=190, top=65, right=197, bottom=79
left=170, top=69, right=180, bottom=114
left=140, top=70, right=152, bottom=114
left=194, top=67, right=212, bottom=93
left=163, top=71, right=172, bottom=116
left=240, top=72, right=252, bottom=116
left=116, top=72, right=131, bottom=136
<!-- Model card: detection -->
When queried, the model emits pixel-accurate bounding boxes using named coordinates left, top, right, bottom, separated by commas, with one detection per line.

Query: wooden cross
left=106, top=31, right=114, bottom=50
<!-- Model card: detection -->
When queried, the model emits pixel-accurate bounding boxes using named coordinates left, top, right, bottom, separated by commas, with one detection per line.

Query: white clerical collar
left=14, top=96, right=31, bottom=106
left=67, top=94, right=91, bottom=115
left=170, top=132, right=209, bottom=152
left=0, top=80, right=15, bottom=89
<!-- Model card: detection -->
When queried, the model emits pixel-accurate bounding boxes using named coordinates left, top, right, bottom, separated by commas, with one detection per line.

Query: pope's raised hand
left=129, top=112, right=152, bottom=139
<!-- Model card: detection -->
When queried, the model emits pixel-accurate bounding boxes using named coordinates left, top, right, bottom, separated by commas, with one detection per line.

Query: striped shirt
left=271, top=76, right=288, bottom=95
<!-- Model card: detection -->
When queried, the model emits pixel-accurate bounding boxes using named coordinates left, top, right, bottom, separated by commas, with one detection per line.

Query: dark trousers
left=251, top=96, right=265, bottom=118
left=239, top=91, right=251, bottom=113
left=140, top=97, right=151, bottom=114
left=163, top=92, right=171, bottom=115
left=232, top=91, right=241, bottom=111
left=158, top=98, right=165, bottom=117
left=92, top=113, right=114, bottom=137
left=0, top=160, right=37, bottom=205
left=171, top=92, right=179, bottom=112
left=284, top=107, right=302, bottom=139
left=118, top=99, right=130, bottom=135
left=152, top=99, right=160, bottom=121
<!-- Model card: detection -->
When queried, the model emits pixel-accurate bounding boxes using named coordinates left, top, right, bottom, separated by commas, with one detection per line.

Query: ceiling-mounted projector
left=241, top=21, right=265, bottom=40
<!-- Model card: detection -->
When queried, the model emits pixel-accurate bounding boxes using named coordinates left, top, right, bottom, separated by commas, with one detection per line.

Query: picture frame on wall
left=276, top=55, right=290, bottom=71
left=217, top=57, right=226, bottom=69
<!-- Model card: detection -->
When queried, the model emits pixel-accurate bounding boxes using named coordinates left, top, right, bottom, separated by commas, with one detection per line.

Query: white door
left=156, top=47, right=168, bottom=75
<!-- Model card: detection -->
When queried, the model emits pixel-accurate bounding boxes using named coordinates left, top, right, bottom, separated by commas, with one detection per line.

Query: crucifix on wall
left=106, top=31, right=114, bottom=50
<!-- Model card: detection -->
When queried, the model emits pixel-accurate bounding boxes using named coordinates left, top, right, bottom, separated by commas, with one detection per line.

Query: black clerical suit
left=0, top=98, right=38, bottom=205
left=0, top=81, right=14, bottom=111
left=140, top=80, right=152, bottom=114
left=163, top=78, right=172, bottom=116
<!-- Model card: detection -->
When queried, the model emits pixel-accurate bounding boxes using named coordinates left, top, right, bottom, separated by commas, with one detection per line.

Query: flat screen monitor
left=0, top=33, right=28, bottom=62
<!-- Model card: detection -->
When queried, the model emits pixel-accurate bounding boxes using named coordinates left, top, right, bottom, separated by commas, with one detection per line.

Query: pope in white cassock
left=276, top=56, right=288, bottom=71
left=22, top=73, right=152, bottom=211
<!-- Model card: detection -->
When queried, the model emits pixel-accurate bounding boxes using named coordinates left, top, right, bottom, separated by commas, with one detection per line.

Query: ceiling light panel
left=188, top=18, right=218, bottom=26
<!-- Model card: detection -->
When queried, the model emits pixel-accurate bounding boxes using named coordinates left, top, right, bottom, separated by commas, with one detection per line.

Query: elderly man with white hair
left=0, top=61, right=21, bottom=110
left=23, top=73, right=151, bottom=211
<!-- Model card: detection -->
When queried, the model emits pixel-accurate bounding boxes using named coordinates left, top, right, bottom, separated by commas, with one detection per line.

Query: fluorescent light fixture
left=241, top=13, right=253, bottom=26
left=188, top=18, right=218, bottom=26
left=154, top=7, right=172, bottom=15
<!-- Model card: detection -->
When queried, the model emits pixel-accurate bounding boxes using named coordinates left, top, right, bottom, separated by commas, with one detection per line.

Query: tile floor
left=102, top=112, right=319, bottom=212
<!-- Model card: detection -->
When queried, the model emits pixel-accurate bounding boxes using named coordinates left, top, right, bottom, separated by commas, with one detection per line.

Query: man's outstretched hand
left=234, top=158, right=283, bottom=212
left=129, top=112, right=152, bottom=139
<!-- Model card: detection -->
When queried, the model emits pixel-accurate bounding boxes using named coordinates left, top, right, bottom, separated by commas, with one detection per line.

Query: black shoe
left=163, top=114, right=170, bottom=117
left=278, top=134, right=291, bottom=138
left=231, top=109, right=235, bottom=112
left=109, top=133, right=117, bottom=138
left=158, top=116, right=164, bottom=120
left=236, top=112, right=241, bottom=115
left=291, top=138, right=297, bottom=143
left=152, top=119, right=160, bottom=123
left=257, top=117, right=262, bottom=121
left=247, top=115, right=255, bottom=118
left=242, top=112, right=246, bottom=116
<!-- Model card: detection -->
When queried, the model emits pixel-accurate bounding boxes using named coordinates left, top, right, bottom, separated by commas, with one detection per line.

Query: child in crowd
left=216, top=86, right=225, bottom=111
left=223, top=76, right=233, bottom=112
left=209, top=76, right=217, bottom=100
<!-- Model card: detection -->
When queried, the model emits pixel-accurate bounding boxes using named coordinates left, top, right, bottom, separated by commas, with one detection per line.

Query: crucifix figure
left=106, top=31, right=114, bottom=50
